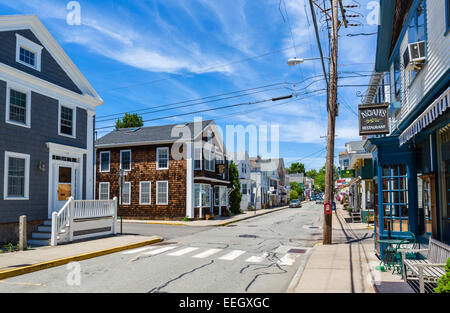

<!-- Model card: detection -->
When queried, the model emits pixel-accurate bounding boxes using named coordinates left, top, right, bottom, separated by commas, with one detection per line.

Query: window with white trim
left=6, top=85, right=31, bottom=128
left=100, top=151, right=110, bottom=172
left=157, top=147, right=169, bottom=170
left=120, top=181, right=131, bottom=205
left=59, top=104, right=76, bottom=137
left=204, top=147, right=215, bottom=172
left=156, top=181, right=168, bottom=205
left=220, top=186, right=227, bottom=206
left=140, top=181, right=151, bottom=205
left=194, top=183, right=211, bottom=207
left=99, top=182, right=110, bottom=200
left=241, top=183, right=248, bottom=195
left=15, top=34, right=42, bottom=71
left=3, top=151, right=30, bottom=200
left=194, top=147, right=202, bottom=170
left=120, top=150, right=131, bottom=171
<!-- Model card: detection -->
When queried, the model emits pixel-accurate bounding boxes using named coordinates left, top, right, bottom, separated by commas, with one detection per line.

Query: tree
left=228, top=161, right=242, bottom=214
left=289, top=190, right=299, bottom=200
left=288, top=162, right=306, bottom=174
left=434, top=258, right=450, bottom=293
left=115, top=113, right=144, bottom=130
left=311, top=164, right=338, bottom=192
left=306, top=169, right=318, bottom=179
left=289, top=182, right=304, bottom=197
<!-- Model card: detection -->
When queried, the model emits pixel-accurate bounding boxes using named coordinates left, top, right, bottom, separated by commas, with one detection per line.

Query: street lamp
left=287, top=57, right=330, bottom=66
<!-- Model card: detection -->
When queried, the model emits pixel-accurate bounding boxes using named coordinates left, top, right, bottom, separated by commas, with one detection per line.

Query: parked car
left=289, top=200, right=302, bottom=208
left=316, top=195, right=324, bottom=204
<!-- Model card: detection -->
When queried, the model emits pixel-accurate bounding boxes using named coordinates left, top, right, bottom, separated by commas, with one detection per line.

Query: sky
left=0, top=0, right=379, bottom=170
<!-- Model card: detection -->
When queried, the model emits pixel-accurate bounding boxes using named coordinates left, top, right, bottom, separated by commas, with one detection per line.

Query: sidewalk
left=122, top=205, right=289, bottom=227
left=290, top=206, right=415, bottom=293
left=0, top=235, right=162, bottom=280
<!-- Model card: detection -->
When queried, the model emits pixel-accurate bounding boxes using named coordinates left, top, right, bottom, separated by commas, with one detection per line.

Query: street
left=0, top=202, right=322, bottom=293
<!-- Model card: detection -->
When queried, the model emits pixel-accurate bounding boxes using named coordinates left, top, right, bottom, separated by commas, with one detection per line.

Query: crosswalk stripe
left=143, top=245, right=178, bottom=256
left=192, top=248, right=223, bottom=258
left=218, top=250, right=246, bottom=261
left=245, top=252, right=268, bottom=263
left=121, top=247, right=154, bottom=255
left=278, top=253, right=298, bottom=266
left=167, top=247, right=200, bottom=256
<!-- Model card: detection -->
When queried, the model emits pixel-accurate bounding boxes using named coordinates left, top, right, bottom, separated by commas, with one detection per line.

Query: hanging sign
left=359, top=103, right=390, bottom=135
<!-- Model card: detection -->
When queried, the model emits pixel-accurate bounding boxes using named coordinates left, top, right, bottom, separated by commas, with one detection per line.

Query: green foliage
left=289, top=190, right=299, bottom=200
left=115, top=113, right=144, bottom=130
left=288, top=162, right=305, bottom=174
left=434, top=258, right=450, bottom=293
left=182, top=216, right=190, bottom=222
left=289, top=182, right=303, bottom=198
left=309, top=164, right=338, bottom=192
left=229, top=161, right=242, bottom=214
left=306, top=169, right=318, bottom=179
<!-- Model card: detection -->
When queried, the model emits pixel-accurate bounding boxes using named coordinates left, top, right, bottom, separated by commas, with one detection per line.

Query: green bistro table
left=376, top=239, right=405, bottom=274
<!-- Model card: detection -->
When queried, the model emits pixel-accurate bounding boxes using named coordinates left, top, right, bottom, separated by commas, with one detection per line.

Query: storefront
left=366, top=87, right=449, bottom=257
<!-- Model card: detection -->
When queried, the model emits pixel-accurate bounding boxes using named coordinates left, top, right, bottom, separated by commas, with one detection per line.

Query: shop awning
left=399, top=87, right=449, bottom=146
left=343, top=177, right=361, bottom=188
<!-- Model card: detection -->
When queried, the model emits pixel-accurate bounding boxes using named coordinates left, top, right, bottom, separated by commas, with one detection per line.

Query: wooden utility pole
left=323, top=0, right=339, bottom=245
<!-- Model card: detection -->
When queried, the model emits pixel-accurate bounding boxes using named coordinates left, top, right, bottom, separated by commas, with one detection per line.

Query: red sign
left=324, top=202, right=332, bottom=215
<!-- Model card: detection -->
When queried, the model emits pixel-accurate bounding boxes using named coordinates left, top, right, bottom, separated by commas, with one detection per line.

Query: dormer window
left=15, top=34, right=43, bottom=71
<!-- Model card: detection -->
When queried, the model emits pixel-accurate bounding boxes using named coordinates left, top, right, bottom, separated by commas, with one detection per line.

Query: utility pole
left=323, top=0, right=339, bottom=245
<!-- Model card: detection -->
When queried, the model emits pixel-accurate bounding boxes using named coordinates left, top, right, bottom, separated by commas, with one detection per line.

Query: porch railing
left=51, top=197, right=118, bottom=246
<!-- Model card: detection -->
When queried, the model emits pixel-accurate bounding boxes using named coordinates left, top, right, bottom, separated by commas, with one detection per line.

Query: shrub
left=434, top=258, right=450, bottom=293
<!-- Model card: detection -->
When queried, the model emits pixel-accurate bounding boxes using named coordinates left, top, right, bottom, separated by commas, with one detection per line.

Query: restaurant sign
left=358, top=103, right=390, bottom=135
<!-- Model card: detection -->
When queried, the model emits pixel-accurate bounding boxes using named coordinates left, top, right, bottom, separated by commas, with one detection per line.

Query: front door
left=53, top=165, right=76, bottom=213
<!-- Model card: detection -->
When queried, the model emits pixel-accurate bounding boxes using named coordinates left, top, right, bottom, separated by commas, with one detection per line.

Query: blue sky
left=0, top=0, right=379, bottom=170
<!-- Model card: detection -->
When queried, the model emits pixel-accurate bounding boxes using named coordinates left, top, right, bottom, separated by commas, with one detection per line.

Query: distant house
left=95, top=120, right=230, bottom=220
left=231, top=151, right=254, bottom=211
left=0, top=15, right=103, bottom=243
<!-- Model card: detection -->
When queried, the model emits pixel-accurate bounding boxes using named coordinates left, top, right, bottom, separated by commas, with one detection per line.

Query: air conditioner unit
left=403, top=41, right=426, bottom=71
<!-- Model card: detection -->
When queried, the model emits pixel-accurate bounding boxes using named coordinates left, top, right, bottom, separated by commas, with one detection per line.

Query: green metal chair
left=394, top=232, right=420, bottom=276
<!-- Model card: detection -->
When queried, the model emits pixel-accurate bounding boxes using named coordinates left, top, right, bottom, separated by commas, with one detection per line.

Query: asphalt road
left=0, top=201, right=323, bottom=293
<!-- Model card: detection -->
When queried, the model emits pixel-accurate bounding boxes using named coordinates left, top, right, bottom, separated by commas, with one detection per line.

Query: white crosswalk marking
left=121, top=247, right=154, bottom=255
left=218, top=250, right=246, bottom=261
left=278, top=253, right=298, bottom=266
left=192, top=248, right=223, bottom=258
left=167, top=247, right=199, bottom=256
left=245, top=252, right=269, bottom=263
left=143, top=245, right=178, bottom=256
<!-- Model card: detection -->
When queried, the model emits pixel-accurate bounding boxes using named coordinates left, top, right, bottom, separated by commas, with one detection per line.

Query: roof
left=0, top=15, right=102, bottom=105
left=96, top=120, right=214, bottom=147
left=346, top=141, right=366, bottom=153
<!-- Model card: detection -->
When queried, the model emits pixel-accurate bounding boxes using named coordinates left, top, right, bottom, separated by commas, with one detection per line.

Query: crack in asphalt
left=243, top=262, right=288, bottom=292
left=147, top=260, right=215, bottom=293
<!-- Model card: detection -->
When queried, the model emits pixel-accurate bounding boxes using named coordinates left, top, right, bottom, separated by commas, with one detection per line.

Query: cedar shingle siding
left=96, top=144, right=187, bottom=220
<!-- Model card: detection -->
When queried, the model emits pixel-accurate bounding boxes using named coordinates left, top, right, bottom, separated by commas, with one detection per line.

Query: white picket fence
left=51, top=197, right=118, bottom=246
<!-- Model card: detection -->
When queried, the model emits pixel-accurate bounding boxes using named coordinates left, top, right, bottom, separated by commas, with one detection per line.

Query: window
left=220, top=186, right=227, bottom=206
left=120, top=150, right=131, bottom=171
left=59, top=104, right=76, bottom=137
left=120, top=181, right=131, bottom=205
left=242, top=183, right=248, bottom=195
left=393, top=54, right=401, bottom=102
left=408, top=0, right=427, bottom=81
left=194, top=147, right=202, bottom=170
left=157, top=147, right=169, bottom=170
left=15, top=34, right=42, bottom=71
left=3, top=151, right=30, bottom=200
left=156, top=181, right=168, bottom=205
left=194, top=183, right=211, bottom=207
left=140, top=181, right=151, bottom=205
left=446, top=0, right=450, bottom=34
left=204, top=147, right=215, bottom=172
left=214, top=186, right=220, bottom=206
left=99, top=182, right=110, bottom=200
left=381, top=164, right=409, bottom=233
left=6, top=85, right=31, bottom=128
left=100, top=151, right=110, bottom=172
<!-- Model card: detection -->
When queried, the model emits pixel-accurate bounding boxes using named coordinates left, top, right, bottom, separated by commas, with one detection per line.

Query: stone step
left=27, top=239, right=50, bottom=247
left=38, top=225, right=52, bottom=232
left=32, top=232, right=51, bottom=239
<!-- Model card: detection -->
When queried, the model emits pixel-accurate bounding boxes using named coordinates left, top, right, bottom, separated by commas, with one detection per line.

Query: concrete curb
left=285, top=245, right=316, bottom=293
left=0, top=236, right=163, bottom=281
left=218, top=206, right=289, bottom=226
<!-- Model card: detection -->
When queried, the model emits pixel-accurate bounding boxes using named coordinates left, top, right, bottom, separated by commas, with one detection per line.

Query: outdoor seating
left=351, top=208, right=362, bottom=223
left=399, top=238, right=450, bottom=293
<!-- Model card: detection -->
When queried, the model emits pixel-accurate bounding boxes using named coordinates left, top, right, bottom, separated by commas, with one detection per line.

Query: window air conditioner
left=403, top=41, right=426, bottom=71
